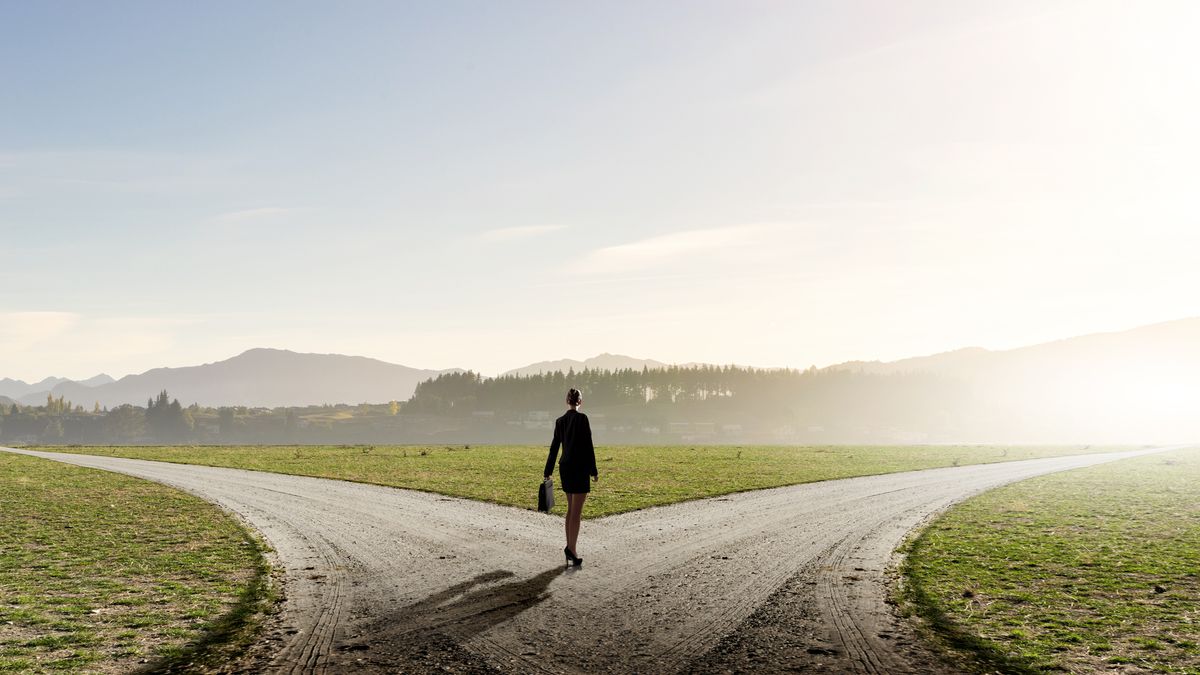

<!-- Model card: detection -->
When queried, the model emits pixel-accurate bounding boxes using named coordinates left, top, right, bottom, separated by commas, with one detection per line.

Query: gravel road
left=2, top=446, right=1169, bottom=673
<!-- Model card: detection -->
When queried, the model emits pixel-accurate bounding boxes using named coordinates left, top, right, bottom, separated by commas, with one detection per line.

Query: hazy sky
left=3, top=0, right=1199, bottom=381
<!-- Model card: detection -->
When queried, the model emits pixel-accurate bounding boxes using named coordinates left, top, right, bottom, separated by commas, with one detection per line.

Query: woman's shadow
left=334, top=566, right=567, bottom=669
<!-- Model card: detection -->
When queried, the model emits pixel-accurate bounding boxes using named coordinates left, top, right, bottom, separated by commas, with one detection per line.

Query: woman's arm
left=544, top=418, right=561, bottom=478
left=583, top=415, right=598, bottom=478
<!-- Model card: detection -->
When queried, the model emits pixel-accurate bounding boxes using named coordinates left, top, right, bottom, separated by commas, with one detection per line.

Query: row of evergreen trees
left=407, top=365, right=804, bottom=413
left=404, top=365, right=970, bottom=432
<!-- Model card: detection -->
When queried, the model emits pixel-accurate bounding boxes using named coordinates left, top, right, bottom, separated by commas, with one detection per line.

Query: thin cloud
left=576, top=223, right=795, bottom=274
left=0, top=312, right=81, bottom=351
left=477, top=225, right=566, bottom=242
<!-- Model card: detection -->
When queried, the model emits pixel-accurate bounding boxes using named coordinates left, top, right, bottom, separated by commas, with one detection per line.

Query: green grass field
left=37, top=444, right=1132, bottom=518
left=0, top=453, right=271, bottom=674
left=903, top=446, right=1200, bottom=674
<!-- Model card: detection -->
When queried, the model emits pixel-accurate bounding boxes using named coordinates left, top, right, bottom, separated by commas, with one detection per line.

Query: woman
left=544, top=387, right=598, bottom=567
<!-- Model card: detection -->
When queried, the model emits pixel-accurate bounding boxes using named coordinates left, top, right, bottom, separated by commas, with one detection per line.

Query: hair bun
left=567, top=388, right=582, bottom=405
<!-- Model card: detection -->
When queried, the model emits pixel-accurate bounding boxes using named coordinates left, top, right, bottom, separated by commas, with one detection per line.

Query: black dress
left=544, top=409, right=598, bottom=494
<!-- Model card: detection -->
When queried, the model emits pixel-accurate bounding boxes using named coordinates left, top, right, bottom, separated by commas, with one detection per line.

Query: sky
left=3, top=0, right=1199, bottom=381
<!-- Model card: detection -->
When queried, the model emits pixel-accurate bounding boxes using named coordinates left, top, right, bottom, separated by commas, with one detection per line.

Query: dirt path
left=2, top=446, right=1170, bottom=673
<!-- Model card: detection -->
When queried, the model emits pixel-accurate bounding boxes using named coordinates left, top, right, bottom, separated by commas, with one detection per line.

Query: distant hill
left=825, top=317, right=1200, bottom=380
left=78, top=374, right=115, bottom=387
left=1, top=373, right=114, bottom=401
left=0, top=376, right=70, bottom=399
left=0, top=395, right=14, bottom=408
left=504, top=353, right=670, bottom=377
left=823, top=317, right=1200, bottom=441
left=826, top=347, right=991, bottom=377
left=17, top=349, right=455, bottom=408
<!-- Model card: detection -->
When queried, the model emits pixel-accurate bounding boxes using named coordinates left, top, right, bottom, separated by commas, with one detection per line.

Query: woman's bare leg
left=567, top=492, right=587, bottom=554
left=564, top=492, right=576, bottom=551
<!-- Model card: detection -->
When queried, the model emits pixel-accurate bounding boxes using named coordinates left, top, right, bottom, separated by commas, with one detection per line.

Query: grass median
left=0, top=452, right=271, bottom=674
left=35, top=444, right=1133, bottom=518
left=902, top=446, right=1200, bottom=673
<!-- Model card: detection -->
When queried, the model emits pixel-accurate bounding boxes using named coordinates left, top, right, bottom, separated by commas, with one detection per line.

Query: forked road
left=3, top=446, right=1173, bottom=673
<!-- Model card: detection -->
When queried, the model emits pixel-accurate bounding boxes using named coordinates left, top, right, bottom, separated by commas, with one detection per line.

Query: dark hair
left=566, top=388, right=582, bottom=406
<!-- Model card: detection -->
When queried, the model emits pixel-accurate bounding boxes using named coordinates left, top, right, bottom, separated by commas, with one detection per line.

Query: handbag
left=537, top=477, right=555, bottom=512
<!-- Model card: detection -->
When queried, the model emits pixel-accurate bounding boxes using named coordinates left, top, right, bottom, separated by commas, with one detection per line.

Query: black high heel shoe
left=564, top=546, right=583, bottom=567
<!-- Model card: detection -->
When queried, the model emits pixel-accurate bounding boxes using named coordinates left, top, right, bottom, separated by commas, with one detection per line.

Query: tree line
left=1, top=390, right=196, bottom=444
left=404, top=364, right=974, bottom=440
left=1, top=365, right=983, bottom=445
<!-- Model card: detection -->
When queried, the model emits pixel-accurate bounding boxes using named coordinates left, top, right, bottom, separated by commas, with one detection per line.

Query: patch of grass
left=0, top=453, right=271, bottom=674
left=38, top=444, right=1133, bottom=518
left=902, top=446, right=1200, bottom=674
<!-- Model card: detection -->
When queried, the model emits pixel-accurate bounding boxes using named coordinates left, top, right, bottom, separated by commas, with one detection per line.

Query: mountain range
left=5, top=317, right=1198, bottom=409
left=0, top=374, right=114, bottom=400
left=14, top=349, right=451, bottom=409
left=824, top=317, right=1200, bottom=380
